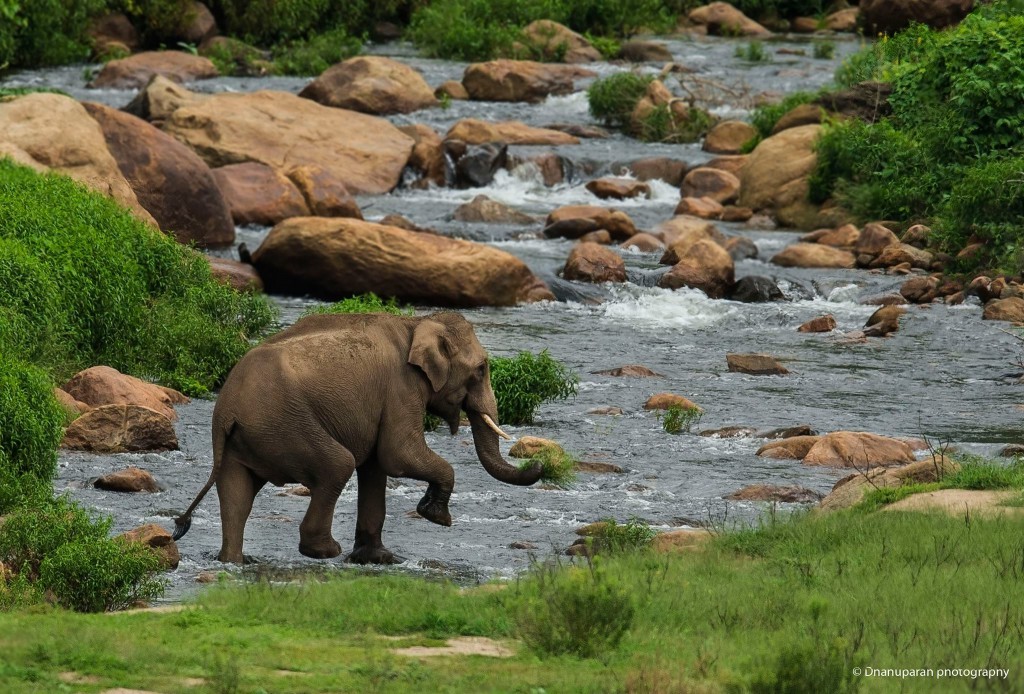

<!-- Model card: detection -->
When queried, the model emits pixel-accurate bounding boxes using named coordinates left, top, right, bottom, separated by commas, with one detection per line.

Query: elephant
left=172, top=311, right=544, bottom=564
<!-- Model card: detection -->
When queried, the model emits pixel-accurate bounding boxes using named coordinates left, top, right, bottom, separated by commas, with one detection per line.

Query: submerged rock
left=803, top=432, right=916, bottom=468
left=726, top=353, right=789, bottom=376
left=725, top=485, right=823, bottom=503
left=118, top=524, right=180, bottom=569
left=88, top=50, right=218, bottom=89
left=462, top=60, right=588, bottom=102
left=591, top=365, right=663, bottom=378
left=562, top=243, right=627, bottom=284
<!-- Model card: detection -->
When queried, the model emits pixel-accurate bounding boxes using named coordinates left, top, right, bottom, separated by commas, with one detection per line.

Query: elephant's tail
left=173, top=418, right=235, bottom=541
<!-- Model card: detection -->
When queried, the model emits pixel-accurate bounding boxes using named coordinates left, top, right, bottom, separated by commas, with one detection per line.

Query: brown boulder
left=462, top=60, right=588, bottom=102
left=592, top=365, right=663, bottom=378
left=544, top=205, right=637, bottom=241
left=563, top=243, right=627, bottom=284
left=652, top=529, right=714, bottom=553
left=212, top=162, right=309, bottom=226
left=804, top=223, right=859, bottom=248
left=819, top=455, right=960, bottom=511
left=399, top=124, right=447, bottom=188
left=54, top=388, right=90, bottom=418
left=902, top=223, right=931, bottom=248
left=585, top=178, right=651, bottom=201
left=453, top=195, right=535, bottom=224
left=756, top=436, right=821, bottom=460
left=700, top=426, right=758, bottom=438
left=770, top=103, right=825, bottom=136
left=983, top=297, right=1024, bottom=323
left=726, top=353, right=789, bottom=376
left=826, top=8, right=859, bottom=32
left=739, top=124, right=823, bottom=229
left=286, top=165, right=362, bottom=219
left=702, top=121, right=757, bottom=155
left=864, top=305, right=906, bottom=337
left=82, top=102, right=234, bottom=247
left=118, top=524, right=180, bottom=570
left=725, top=485, right=822, bottom=503
left=87, top=12, right=140, bottom=54
left=674, top=197, right=724, bottom=220
left=621, top=233, right=665, bottom=253
left=252, top=217, right=553, bottom=306
left=64, top=406, right=178, bottom=453
left=657, top=239, right=735, bottom=299
left=861, top=0, right=974, bottom=35
left=870, top=243, right=934, bottom=270
left=644, top=393, right=702, bottom=411
left=123, top=75, right=201, bottom=124
left=855, top=222, right=900, bottom=257
left=161, top=87, right=415, bottom=195
left=178, top=1, right=218, bottom=44
left=436, top=80, right=469, bottom=100
left=798, top=315, right=837, bottom=333
left=509, top=436, right=564, bottom=459
left=520, top=20, right=601, bottom=63
left=88, top=51, right=218, bottom=89
left=613, top=157, right=688, bottom=186
left=579, top=230, right=612, bottom=245
left=208, top=257, right=263, bottom=292
left=681, top=167, right=740, bottom=204
left=688, top=2, right=771, bottom=36
left=0, top=94, right=156, bottom=226
left=771, top=243, right=856, bottom=269
left=62, top=366, right=187, bottom=422
left=900, top=276, right=940, bottom=304
left=299, top=56, right=437, bottom=115
left=619, top=41, right=673, bottom=63
left=445, top=119, right=579, bottom=146
left=94, top=467, right=164, bottom=493
left=576, top=461, right=625, bottom=474
left=703, top=155, right=748, bottom=177
left=723, top=235, right=758, bottom=261
left=803, top=431, right=916, bottom=468
left=655, top=216, right=723, bottom=249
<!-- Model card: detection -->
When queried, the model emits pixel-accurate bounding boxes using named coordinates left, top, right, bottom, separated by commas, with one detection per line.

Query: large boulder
left=563, top=243, right=627, bottom=284
left=462, top=60, right=588, bottom=102
left=756, top=436, right=821, bottom=460
left=62, top=405, right=178, bottom=453
left=681, top=167, right=740, bottom=205
left=88, top=50, right=218, bottom=89
left=95, top=467, right=164, bottom=493
left=803, top=432, right=916, bottom=468
left=703, top=120, right=757, bottom=155
left=657, top=239, right=735, bottom=299
left=726, top=353, right=788, bottom=375
left=286, top=164, right=362, bottom=219
left=82, top=102, right=234, bottom=248
left=655, top=216, right=723, bottom=249
left=160, top=87, right=415, bottom=195
left=543, top=206, right=637, bottom=241
left=739, top=124, right=823, bottom=229
left=861, top=0, right=975, bottom=35
left=445, top=119, right=579, bottom=146
left=729, top=275, right=783, bottom=303
left=208, top=257, right=263, bottom=292
left=618, top=40, right=673, bottom=63
left=983, top=297, right=1024, bottom=323
left=251, top=217, right=554, bottom=306
left=520, top=20, right=601, bottom=63
left=87, top=12, right=140, bottom=55
left=586, top=178, right=651, bottom=201
left=298, top=56, right=437, bottom=115
left=0, top=93, right=156, bottom=225
left=771, top=243, right=856, bottom=269
left=123, top=74, right=201, bottom=124
left=453, top=142, right=508, bottom=188
left=725, top=485, right=822, bottom=503
left=62, top=366, right=187, bottom=422
left=688, top=2, right=771, bottom=36
left=453, top=195, right=535, bottom=224
left=211, top=162, right=310, bottom=226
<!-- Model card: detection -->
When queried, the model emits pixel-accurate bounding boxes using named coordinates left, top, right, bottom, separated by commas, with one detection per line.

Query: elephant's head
left=408, top=313, right=543, bottom=486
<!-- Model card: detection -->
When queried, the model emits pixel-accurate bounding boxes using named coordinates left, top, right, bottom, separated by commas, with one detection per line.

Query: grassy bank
left=0, top=509, right=1022, bottom=692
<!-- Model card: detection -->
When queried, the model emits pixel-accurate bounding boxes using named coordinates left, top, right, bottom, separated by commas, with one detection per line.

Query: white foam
left=595, top=285, right=736, bottom=330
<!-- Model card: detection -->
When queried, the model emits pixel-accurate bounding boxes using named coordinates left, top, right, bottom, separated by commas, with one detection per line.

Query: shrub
left=732, top=0, right=827, bottom=21
left=657, top=404, right=702, bottom=434
left=742, top=91, right=818, bottom=152
left=114, top=0, right=199, bottom=47
left=301, top=293, right=413, bottom=317
left=812, top=41, right=834, bottom=60
left=593, top=517, right=656, bottom=553
left=489, top=350, right=577, bottom=425
left=637, top=104, right=714, bottom=144
left=0, top=0, right=104, bottom=69
left=39, top=537, right=164, bottom=612
left=0, top=498, right=111, bottom=576
left=520, top=447, right=577, bottom=488
left=749, top=638, right=861, bottom=694
left=270, top=27, right=363, bottom=76
left=588, top=72, right=654, bottom=127
left=517, top=563, right=634, bottom=660
left=735, top=41, right=771, bottom=63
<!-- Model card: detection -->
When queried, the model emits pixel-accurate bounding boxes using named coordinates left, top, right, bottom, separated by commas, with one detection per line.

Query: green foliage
left=742, top=91, right=818, bottom=152
left=735, top=41, right=771, bottom=63
left=583, top=33, right=620, bottom=60
left=749, top=636, right=861, bottom=693
left=638, top=104, right=714, bottom=144
left=520, top=447, right=577, bottom=488
left=587, top=72, right=654, bottom=128
left=270, top=27, right=363, bottom=76
left=489, top=350, right=577, bottom=425
left=38, top=538, right=163, bottom=612
left=812, top=40, right=834, bottom=60
left=859, top=455, right=1024, bottom=511
left=301, top=293, right=414, bottom=317
left=114, top=0, right=198, bottom=46
left=0, top=0, right=104, bottom=69
left=593, top=517, right=656, bottom=553
left=732, top=0, right=826, bottom=21
left=657, top=404, right=702, bottom=434
left=517, top=563, right=635, bottom=660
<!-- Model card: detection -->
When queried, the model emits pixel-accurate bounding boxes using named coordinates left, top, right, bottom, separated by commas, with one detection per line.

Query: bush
left=489, top=350, right=577, bottom=425
left=587, top=72, right=654, bottom=127
left=39, top=537, right=164, bottom=612
left=270, top=27, right=363, bottom=76
left=593, top=517, right=656, bottom=553
left=732, top=0, right=827, bottom=21
left=735, top=41, right=771, bottom=63
left=637, top=104, right=714, bottom=144
left=749, top=637, right=861, bottom=694
left=517, top=563, right=634, bottom=660
left=114, top=0, right=199, bottom=47
left=742, top=91, right=818, bottom=152
left=0, top=0, right=104, bottom=69
left=302, top=293, right=413, bottom=318
left=657, top=404, right=702, bottom=434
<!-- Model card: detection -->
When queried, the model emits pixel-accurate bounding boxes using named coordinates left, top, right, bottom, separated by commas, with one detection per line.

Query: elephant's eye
left=476, top=363, right=487, bottom=378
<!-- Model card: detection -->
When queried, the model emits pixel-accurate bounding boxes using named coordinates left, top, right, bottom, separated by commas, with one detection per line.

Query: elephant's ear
left=408, top=320, right=451, bottom=392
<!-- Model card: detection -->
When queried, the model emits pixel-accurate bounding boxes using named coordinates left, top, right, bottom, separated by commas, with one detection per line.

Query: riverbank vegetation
left=1, top=508, right=1022, bottom=692
left=811, top=1, right=1024, bottom=273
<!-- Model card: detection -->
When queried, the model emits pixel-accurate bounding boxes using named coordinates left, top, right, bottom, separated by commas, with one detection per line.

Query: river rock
left=462, top=60, right=587, bottom=102
left=658, top=219, right=725, bottom=264
left=652, top=529, right=714, bottom=553
left=619, top=40, right=673, bottom=63
left=579, top=230, right=612, bottom=245
left=208, top=257, right=263, bottom=292
left=592, top=365, right=663, bottom=378
left=446, top=119, right=579, bottom=146
left=62, top=366, right=186, bottom=422
left=82, top=102, right=234, bottom=247
left=211, top=162, right=309, bottom=226
left=700, top=426, right=757, bottom=438
left=54, top=388, right=90, bottom=418
left=902, top=223, right=931, bottom=248
left=855, top=222, right=900, bottom=257
left=89, top=50, right=218, bottom=89
left=729, top=276, right=784, bottom=303
left=798, top=314, right=836, bottom=332
left=861, top=0, right=974, bottom=35
left=756, top=436, right=821, bottom=459
left=520, top=20, right=601, bottom=63
left=436, top=80, right=469, bottom=100
left=544, top=206, right=637, bottom=241
left=613, top=157, right=688, bottom=186
left=453, top=142, right=507, bottom=188
left=804, top=431, right=916, bottom=468
left=688, top=2, right=771, bottom=36
left=739, top=124, right=822, bottom=229
left=161, top=87, right=414, bottom=195
left=621, top=233, right=665, bottom=253
left=65, top=406, right=178, bottom=453
left=1000, top=445, right=1024, bottom=458
left=727, top=353, right=789, bottom=375
left=870, top=243, right=934, bottom=270
left=576, top=460, right=625, bottom=474
left=509, top=436, right=563, bottom=459
left=87, top=12, right=140, bottom=55
left=299, top=56, right=437, bottom=114
left=675, top=196, right=724, bottom=220
left=0, top=93, right=157, bottom=226
left=563, top=243, right=627, bottom=284
left=819, top=455, right=960, bottom=511
left=864, top=305, right=905, bottom=337
left=586, top=178, right=651, bottom=200
left=702, top=121, right=757, bottom=155
left=400, top=124, right=447, bottom=188
left=725, top=485, right=823, bottom=503
left=704, top=155, right=748, bottom=177
left=826, top=8, right=860, bottom=32
left=644, top=393, right=702, bottom=412
left=198, top=36, right=271, bottom=77
left=771, top=243, right=856, bottom=269
left=118, top=524, right=180, bottom=569
left=805, top=223, right=859, bottom=248
left=900, top=276, right=940, bottom=304
left=453, top=195, right=534, bottom=224
left=122, top=75, right=199, bottom=124
left=658, top=239, right=735, bottom=299
left=757, top=424, right=816, bottom=439
left=543, top=123, right=609, bottom=139
left=770, top=103, right=825, bottom=136
left=983, top=297, right=1024, bottom=323
left=286, top=164, right=363, bottom=219
left=95, top=467, right=164, bottom=493
left=723, top=236, right=758, bottom=261
left=588, top=406, right=626, bottom=415
left=252, top=217, right=553, bottom=306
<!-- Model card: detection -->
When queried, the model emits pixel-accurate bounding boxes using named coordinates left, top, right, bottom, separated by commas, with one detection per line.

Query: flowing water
left=5, top=33, right=1021, bottom=601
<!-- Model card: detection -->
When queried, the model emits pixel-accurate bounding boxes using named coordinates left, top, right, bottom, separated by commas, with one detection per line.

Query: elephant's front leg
left=347, top=462, right=405, bottom=565
left=379, top=436, right=455, bottom=528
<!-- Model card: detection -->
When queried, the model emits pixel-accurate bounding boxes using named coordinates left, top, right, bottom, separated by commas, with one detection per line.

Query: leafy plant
left=812, top=41, right=834, bottom=60
left=301, top=293, right=413, bottom=317
left=587, top=72, right=654, bottom=127
left=593, top=517, right=657, bottom=553
left=657, top=404, right=702, bottom=434
left=489, top=350, right=577, bottom=425
left=270, top=27, right=363, bottom=76
left=637, top=103, right=714, bottom=144
left=38, top=537, right=164, bottom=612
left=520, top=446, right=577, bottom=488
left=735, top=41, right=771, bottom=63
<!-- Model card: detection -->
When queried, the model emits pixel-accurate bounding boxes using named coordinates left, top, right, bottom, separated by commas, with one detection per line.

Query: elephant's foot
left=417, top=486, right=452, bottom=527
left=217, top=548, right=244, bottom=564
left=346, top=545, right=405, bottom=565
left=298, top=537, right=342, bottom=559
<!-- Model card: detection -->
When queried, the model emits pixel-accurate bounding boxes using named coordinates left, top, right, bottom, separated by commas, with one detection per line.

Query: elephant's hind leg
left=298, top=441, right=355, bottom=559
left=217, top=457, right=266, bottom=563
left=347, top=462, right=404, bottom=565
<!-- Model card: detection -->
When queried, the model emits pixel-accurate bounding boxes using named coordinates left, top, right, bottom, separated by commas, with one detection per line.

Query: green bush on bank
left=490, top=350, right=578, bottom=425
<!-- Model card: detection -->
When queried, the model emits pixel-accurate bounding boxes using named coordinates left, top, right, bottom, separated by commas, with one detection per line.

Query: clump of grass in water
left=735, top=41, right=771, bottom=62
left=519, top=447, right=577, bottom=488
left=813, top=40, right=835, bottom=60
left=657, top=404, right=702, bottom=434
left=595, top=517, right=657, bottom=553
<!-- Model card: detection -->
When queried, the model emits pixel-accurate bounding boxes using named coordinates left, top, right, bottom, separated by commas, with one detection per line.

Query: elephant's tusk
left=482, top=414, right=512, bottom=440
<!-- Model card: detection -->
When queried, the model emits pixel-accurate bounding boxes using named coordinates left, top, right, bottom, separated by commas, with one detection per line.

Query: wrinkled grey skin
left=173, top=312, right=542, bottom=564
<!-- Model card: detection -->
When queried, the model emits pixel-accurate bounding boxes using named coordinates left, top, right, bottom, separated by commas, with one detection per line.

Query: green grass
left=859, top=455, right=1024, bottom=512
left=519, top=446, right=577, bottom=488
left=269, top=27, right=363, bottom=76
left=301, top=292, right=414, bottom=317
left=657, top=404, right=702, bottom=434
left=735, top=41, right=771, bottom=63
left=2, top=510, right=1023, bottom=691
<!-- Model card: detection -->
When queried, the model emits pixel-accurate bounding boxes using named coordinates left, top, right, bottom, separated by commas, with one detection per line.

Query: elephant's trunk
left=468, top=411, right=543, bottom=486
